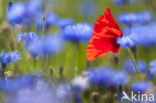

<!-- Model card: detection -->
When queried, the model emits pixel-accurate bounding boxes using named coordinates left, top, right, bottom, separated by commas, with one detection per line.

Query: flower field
left=0, top=0, right=156, bottom=103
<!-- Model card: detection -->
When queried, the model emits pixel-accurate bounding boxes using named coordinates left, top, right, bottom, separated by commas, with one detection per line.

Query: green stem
left=0, top=64, right=6, bottom=77
left=0, top=91, right=3, bottom=103
left=11, top=26, right=17, bottom=50
left=42, top=16, right=46, bottom=34
left=75, top=42, right=79, bottom=77
left=48, top=66, right=54, bottom=79
left=127, top=47, right=142, bottom=81
left=41, top=55, right=48, bottom=74
left=33, top=57, right=37, bottom=69
left=148, top=0, right=156, bottom=11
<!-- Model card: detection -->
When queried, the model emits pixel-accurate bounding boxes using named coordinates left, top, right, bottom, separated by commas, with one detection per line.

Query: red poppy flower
left=86, top=8, right=122, bottom=61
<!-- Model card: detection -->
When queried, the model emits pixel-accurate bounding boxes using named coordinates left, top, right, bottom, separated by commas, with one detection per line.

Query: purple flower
left=118, top=22, right=156, bottom=48
left=87, top=67, right=115, bottom=87
left=1, top=73, right=73, bottom=103
left=0, top=74, right=39, bottom=92
left=113, top=0, right=149, bottom=6
left=130, top=81, right=152, bottom=93
left=77, top=0, right=97, bottom=17
left=61, top=22, right=93, bottom=42
left=118, top=11, right=152, bottom=25
left=0, top=50, right=21, bottom=65
left=56, top=83, right=72, bottom=102
left=72, top=75, right=89, bottom=92
left=123, top=59, right=147, bottom=74
left=55, top=18, right=74, bottom=28
left=87, top=67, right=129, bottom=87
left=113, top=70, right=129, bottom=86
left=26, top=35, right=63, bottom=57
left=36, top=12, right=58, bottom=30
left=45, top=13, right=58, bottom=28
left=36, top=16, right=44, bottom=30
left=17, top=32, right=39, bottom=43
left=8, top=1, right=13, bottom=10
left=147, top=59, right=156, bottom=79
left=113, top=0, right=126, bottom=6
left=117, top=36, right=135, bottom=48
left=6, top=0, right=41, bottom=25
left=36, top=12, right=74, bottom=30
left=6, top=2, right=25, bottom=24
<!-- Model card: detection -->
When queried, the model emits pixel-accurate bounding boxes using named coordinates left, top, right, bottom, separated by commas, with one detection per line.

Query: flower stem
left=0, top=64, right=6, bottom=78
left=11, top=26, right=17, bottom=50
left=33, top=57, right=37, bottom=69
left=42, top=16, right=46, bottom=34
left=127, top=47, right=142, bottom=81
left=75, top=42, right=79, bottom=77
left=148, top=0, right=156, bottom=11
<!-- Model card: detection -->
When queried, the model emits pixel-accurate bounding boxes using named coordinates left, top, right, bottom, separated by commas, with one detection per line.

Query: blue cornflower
left=113, top=70, right=129, bottom=86
left=74, top=93, right=83, bottom=103
left=26, top=35, right=63, bottom=57
left=45, top=12, right=58, bottom=28
left=23, top=0, right=41, bottom=25
left=113, top=0, right=126, bottom=6
left=6, top=0, right=41, bottom=25
left=129, top=0, right=148, bottom=3
left=113, top=0, right=149, bottom=6
left=136, top=24, right=156, bottom=46
left=55, top=18, right=74, bottom=28
left=6, top=2, right=25, bottom=24
left=123, top=59, right=147, bottom=74
left=61, top=22, right=93, bottom=42
left=17, top=32, right=39, bottom=43
left=8, top=1, right=13, bottom=9
left=140, top=11, right=153, bottom=23
left=78, top=0, right=97, bottom=17
left=56, top=83, right=72, bottom=102
left=36, top=12, right=74, bottom=30
left=1, top=74, right=73, bottom=103
left=87, top=67, right=115, bottom=87
left=36, top=16, right=44, bottom=30
left=2, top=74, right=60, bottom=103
left=0, top=74, right=38, bottom=92
left=130, top=81, right=152, bottom=93
left=117, top=36, right=135, bottom=48
left=118, top=11, right=152, bottom=25
left=17, top=32, right=39, bottom=49
left=36, top=12, right=58, bottom=30
left=118, top=22, right=156, bottom=48
left=0, top=51, right=21, bottom=65
left=72, top=75, right=89, bottom=92
left=149, top=59, right=156, bottom=67
left=147, top=60, right=156, bottom=79
left=147, top=67, right=156, bottom=79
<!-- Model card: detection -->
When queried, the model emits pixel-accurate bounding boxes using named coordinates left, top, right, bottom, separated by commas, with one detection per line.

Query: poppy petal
left=86, top=8, right=122, bottom=61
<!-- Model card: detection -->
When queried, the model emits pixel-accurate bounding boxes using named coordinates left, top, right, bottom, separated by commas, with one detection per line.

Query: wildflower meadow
left=0, top=0, right=156, bottom=103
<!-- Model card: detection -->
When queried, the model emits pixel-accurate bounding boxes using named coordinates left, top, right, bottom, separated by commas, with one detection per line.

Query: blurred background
left=0, top=0, right=156, bottom=103
left=0, top=0, right=156, bottom=78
